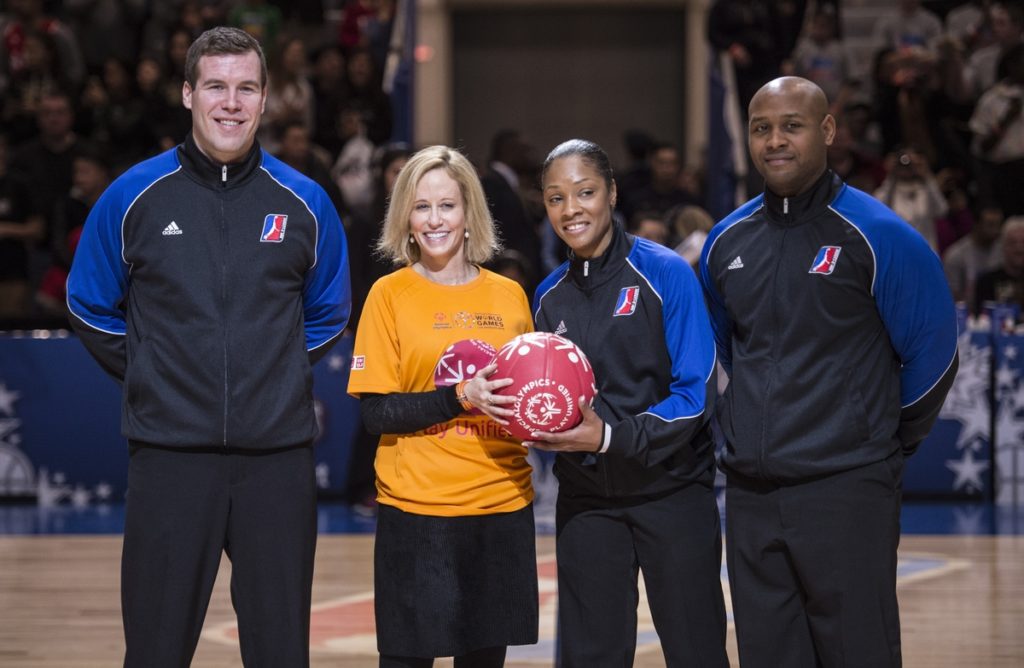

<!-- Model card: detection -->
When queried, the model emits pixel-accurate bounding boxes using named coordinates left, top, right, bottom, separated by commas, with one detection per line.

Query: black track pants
left=121, top=443, right=317, bottom=668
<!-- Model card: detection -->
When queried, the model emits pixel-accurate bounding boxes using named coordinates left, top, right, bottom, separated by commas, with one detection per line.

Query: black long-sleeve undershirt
left=359, top=386, right=463, bottom=435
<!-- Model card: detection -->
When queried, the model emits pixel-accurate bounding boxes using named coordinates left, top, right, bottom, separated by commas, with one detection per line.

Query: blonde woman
left=348, top=145, right=537, bottom=667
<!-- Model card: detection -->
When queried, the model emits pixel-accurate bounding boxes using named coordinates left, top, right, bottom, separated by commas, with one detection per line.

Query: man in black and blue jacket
left=66, top=28, right=349, bottom=667
left=700, top=77, right=958, bottom=667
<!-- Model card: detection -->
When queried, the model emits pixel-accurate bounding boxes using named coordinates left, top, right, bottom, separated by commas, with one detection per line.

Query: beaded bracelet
left=455, top=380, right=474, bottom=412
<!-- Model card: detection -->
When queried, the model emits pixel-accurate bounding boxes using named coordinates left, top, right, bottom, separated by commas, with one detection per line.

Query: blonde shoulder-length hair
left=376, top=145, right=500, bottom=266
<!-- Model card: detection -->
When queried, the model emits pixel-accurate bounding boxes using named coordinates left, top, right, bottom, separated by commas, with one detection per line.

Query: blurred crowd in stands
left=708, top=0, right=1024, bottom=320
left=1, top=0, right=1023, bottom=332
left=0, top=0, right=400, bottom=329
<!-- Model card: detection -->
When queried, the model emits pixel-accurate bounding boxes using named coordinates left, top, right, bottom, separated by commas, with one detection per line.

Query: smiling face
left=409, top=167, right=468, bottom=271
left=748, top=77, right=835, bottom=198
left=183, top=51, right=266, bottom=164
left=543, top=154, right=617, bottom=259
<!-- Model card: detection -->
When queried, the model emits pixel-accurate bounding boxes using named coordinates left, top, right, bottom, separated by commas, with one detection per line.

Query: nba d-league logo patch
left=613, top=286, right=640, bottom=316
left=809, top=246, right=841, bottom=275
left=260, top=214, right=288, bottom=243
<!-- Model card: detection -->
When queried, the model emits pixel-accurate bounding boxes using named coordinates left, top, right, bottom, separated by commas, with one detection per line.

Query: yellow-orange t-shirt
left=347, top=266, right=534, bottom=516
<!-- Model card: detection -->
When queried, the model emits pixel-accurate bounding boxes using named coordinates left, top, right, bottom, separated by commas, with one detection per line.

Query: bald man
left=699, top=77, right=959, bottom=667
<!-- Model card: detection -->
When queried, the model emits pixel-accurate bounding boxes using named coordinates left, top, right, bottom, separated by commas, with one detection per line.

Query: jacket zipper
left=578, top=263, right=609, bottom=495
left=583, top=289, right=610, bottom=495
left=759, top=228, right=788, bottom=478
left=220, top=194, right=229, bottom=447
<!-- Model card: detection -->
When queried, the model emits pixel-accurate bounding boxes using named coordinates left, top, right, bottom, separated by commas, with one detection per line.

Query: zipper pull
left=222, top=165, right=227, bottom=183
left=783, top=197, right=789, bottom=215
left=584, top=260, right=589, bottom=277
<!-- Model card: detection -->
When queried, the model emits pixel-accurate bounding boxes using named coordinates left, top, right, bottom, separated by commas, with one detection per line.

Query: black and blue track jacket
left=533, top=224, right=718, bottom=498
left=67, top=135, right=350, bottom=449
left=700, top=170, right=958, bottom=483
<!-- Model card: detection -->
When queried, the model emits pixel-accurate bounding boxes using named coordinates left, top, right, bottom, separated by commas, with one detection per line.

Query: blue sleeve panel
left=262, top=153, right=352, bottom=363
left=609, top=242, right=718, bottom=465
left=66, top=149, right=181, bottom=380
left=532, top=261, right=569, bottom=319
left=698, top=195, right=763, bottom=377
left=831, top=186, right=960, bottom=451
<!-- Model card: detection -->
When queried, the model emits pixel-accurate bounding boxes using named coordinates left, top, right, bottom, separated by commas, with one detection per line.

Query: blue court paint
left=1, top=500, right=1022, bottom=536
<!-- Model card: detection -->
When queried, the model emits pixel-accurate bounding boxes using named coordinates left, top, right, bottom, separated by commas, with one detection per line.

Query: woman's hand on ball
left=465, top=363, right=516, bottom=424
left=524, top=398, right=604, bottom=452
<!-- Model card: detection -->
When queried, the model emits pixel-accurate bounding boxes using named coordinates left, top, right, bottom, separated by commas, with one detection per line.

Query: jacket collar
left=177, top=133, right=262, bottom=189
left=763, top=169, right=841, bottom=225
left=568, top=222, right=633, bottom=287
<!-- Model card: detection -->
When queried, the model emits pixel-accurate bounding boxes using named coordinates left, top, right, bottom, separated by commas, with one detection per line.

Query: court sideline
left=1, top=511, right=1023, bottom=667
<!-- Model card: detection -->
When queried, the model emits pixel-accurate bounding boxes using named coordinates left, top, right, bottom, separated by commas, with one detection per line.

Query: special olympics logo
left=525, top=393, right=563, bottom=426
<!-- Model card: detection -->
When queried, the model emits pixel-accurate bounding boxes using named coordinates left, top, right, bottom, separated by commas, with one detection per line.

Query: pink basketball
left=491, top=332, right=597, bottom=440
left=434, top=339, right=498, bottom=414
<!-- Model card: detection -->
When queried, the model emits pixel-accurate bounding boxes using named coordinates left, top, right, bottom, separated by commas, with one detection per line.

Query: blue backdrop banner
left=2, top=329, right=1020, bottom=506
left=0, top=333, right=361, bottom=505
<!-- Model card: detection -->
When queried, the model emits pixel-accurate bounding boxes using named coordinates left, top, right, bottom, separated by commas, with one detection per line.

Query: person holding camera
left=873, top=147, right=947, bottom=252
left=969, top=43, right=1024, bottom=217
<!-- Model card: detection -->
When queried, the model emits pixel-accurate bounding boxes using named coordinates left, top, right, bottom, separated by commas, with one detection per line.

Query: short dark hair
left=624, top=130, right=654, bottom=161
left=628, top=210, right=663, bottom=232
left=375, top=143, right=413, bottom=176
left=275, top=119, right=308, bottom=142
left=648, top=141, right=679, bottom=157
left=541, top=139, right=614, bottom=189
left=997, top=2, right=1024, bottom=28
left=184, top=26, right=267, bottom=89
left=74, top=142, right=113, bottom=174
left=40, top=90, right=73, bottom=109
left=489, top=129, right=522, bottom=164
left=997, top=42, right=1024, bottom=81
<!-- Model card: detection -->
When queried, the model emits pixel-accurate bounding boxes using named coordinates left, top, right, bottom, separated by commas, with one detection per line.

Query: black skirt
left=374, top=503, right=539, bottom=657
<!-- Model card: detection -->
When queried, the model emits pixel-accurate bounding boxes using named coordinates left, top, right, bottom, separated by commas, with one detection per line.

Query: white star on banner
left=946, top=449, right=990, bottom=493
left=941, top=339, right=989, bottom=415
left=94, top=482, right=113, bottom=500
left=0, top=383, right=21, bottom=417
left=994, top=362, right=1017, bottom=393
left=952, top=506, right=986, bottom=535
left=994, top=391, right=1024, bottom=449
left=70, top=485, right=91, bottom=508
left=315, top=462, right=330, bottom=488
left=952, top=405, right=991, bottom=453
left=327, top=354, right=345, bottom=372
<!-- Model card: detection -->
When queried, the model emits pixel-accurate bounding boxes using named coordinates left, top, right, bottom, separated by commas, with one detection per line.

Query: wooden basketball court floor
left=2, top=516, right=1023, bottom=667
